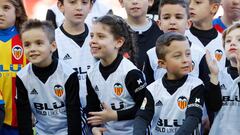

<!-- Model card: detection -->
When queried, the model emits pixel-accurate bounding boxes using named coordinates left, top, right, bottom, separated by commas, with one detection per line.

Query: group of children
left=0, top=0, right=240, bottom=135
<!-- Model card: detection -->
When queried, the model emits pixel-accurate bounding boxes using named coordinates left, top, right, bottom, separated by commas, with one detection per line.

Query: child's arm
left=204, top=50, right=222, bottom=112
left=65, top=72, right=82, bottom=135
left=16, top=75, right=33, bottom=135
left=175, top=84, right=205, bottom=135
left=88, top=69, right=148, bottom=124
left=133, top=90, right=154, bottom=135
left=0, top=92, right=4, bottom=128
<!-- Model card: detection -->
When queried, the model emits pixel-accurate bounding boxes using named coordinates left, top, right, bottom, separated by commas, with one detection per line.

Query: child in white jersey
left=148, top=32, right=205, bottom=135
left=86, top=14, right=154, bottom=135
left=16, top=19, right=82, bottom=135
left=54, top=1, right=97, bottom=133
left=209, top=22, right=240, bottom=135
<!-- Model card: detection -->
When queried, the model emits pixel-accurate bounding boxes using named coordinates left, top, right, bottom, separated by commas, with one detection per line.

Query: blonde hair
left=222, top=22, right=240, bottom=48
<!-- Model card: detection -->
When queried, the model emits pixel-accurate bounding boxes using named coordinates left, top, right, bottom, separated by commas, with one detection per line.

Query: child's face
left=119, top=0, right=153, bottom=19
left=22, top=28, right=56, bottom=67
left=0, top=0, right=16, bottom=29
left=90, top=23, right=123, bottom=62
left=159, top=40, right=192, bottom=80
left=59, top=0, right=91, bottom=25
left=158, top=4, right=190, bottom=34
left=224, top=28, right=240, bottom=61
left=189, top=0, right=218, bottom=24
left=221, top=0, right=240, bottom=20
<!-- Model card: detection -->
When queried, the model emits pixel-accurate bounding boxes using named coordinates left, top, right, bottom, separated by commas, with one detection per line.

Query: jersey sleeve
left=65, top=72, right=82, bottom=134
left=116, top=69, right=148, bottom=121
left=16, top=75, right=33, bottom=135
left=85, top=75, right=102, bottom=115
left=175, top=84, right=204, bottom=135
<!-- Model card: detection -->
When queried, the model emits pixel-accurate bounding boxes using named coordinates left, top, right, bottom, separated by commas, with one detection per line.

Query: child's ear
left=57, top=1, right=64, bottom=14
left=185, top=19, right=192, bottom=30
left=210, top=3, right=219, bottom=15
left=158, top=59, right=166, bottom=69
left=115, top=37, right=125, bottom=49
left=148, top=0, right=154, bottom=7
left=156, top=19, right=161, bottom=29
left=50, top=41, right=57, bottom=53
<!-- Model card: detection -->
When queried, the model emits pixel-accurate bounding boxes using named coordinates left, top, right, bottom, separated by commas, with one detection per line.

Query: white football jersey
left=148, top=75, right=203, bottom=135
left=185, top=30, right=226, bottom=70
left=17, top=61, right=74, bottom=135
left=55, top=28, right=96, bottom=108
left=87, top=58, right=138, bottom=135
left=209, top=69, right=240, bottom=135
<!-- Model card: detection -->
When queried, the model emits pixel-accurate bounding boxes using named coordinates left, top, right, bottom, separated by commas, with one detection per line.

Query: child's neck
left=100, top=53, right=118, bottom=67
left=193, top=19, right=213, bottom=30
left=230, top=59, right=238, bottom=68
left=126, top=16, right=149, bottom=28
left=62, top=21, right=85, bottom=35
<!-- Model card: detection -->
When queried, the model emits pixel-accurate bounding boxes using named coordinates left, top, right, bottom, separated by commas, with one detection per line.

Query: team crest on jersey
left=114, top=83, right=123, bottom=96
left=54, top=85, right=64, bottom=97
left=177, top=96, right=188, bottom=110
left=215, top=49, right=223, bottom=61
left=12, top=45, right=23, bottom=60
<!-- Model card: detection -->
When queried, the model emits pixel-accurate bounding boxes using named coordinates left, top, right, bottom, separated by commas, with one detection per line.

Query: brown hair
left=9, top=0, right=27, bottom=30
left=156, top=32, right=187, bottom=60
left=20, top=19, right=55, bottom=44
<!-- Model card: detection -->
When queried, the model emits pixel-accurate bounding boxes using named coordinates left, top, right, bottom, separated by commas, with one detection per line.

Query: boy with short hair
left=55, top=0, right=96, bottom=110
left=16, top=19, right=82, bottom=135
left=213, top=0, right=240, bottom=33
left=148, top=32, right=204, bottom=135
left=187, top=0, right=226, bottom=71
left=119, top=0, right=163, bottom=70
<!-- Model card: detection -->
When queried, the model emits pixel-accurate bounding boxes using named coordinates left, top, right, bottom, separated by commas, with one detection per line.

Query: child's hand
left=92, top=127, right=107, bottom=135
left=88, top=102, right=117, bottom=126
left=205, top=50, right=219, bottom=84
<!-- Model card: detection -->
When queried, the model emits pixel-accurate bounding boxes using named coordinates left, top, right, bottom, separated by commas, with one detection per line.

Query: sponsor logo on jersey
left=220, top=84, right=226, bottom=90
left=94, top=86, right=99, bottom=91
left=54, top=85, right=64, bottom=97
left=155, top=100, right=163, bottom=106
left=12, top=45, right=23, bottom=60
left=215, top=49, right=223, bottom=61
left=177, top=96, right=188, bottom=110
left=114, top=83, right=123, bottom=96
left=63, top=53, right=72, bottom=60
left=30, top=89, right=38, bottom=95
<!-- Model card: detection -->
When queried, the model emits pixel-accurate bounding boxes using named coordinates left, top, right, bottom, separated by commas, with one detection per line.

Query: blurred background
left=23, top=0, right=223, bottom=20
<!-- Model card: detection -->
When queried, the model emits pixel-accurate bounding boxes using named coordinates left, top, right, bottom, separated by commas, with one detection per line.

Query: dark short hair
left=222, top=22, right=240, bottom=48
left=20, top=19, right=55, bottom=44
left=156, top=32, right=187, bottom=60
left=158, top=0, right=189, bottom=19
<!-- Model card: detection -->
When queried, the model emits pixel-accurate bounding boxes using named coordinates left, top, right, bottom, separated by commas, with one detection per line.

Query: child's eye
left=69, top=0, right=76, bottom=4
left=195, top=1, right=201, bottom=4
left=90, top=33, right=94, bottom=39
left=225, top=39, right=231, bottom=43
left=3, top=5, right=10, bottom=10
left=162, top=16, right=170, bottom=20
left=23, top=42, right=30, bottom=47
